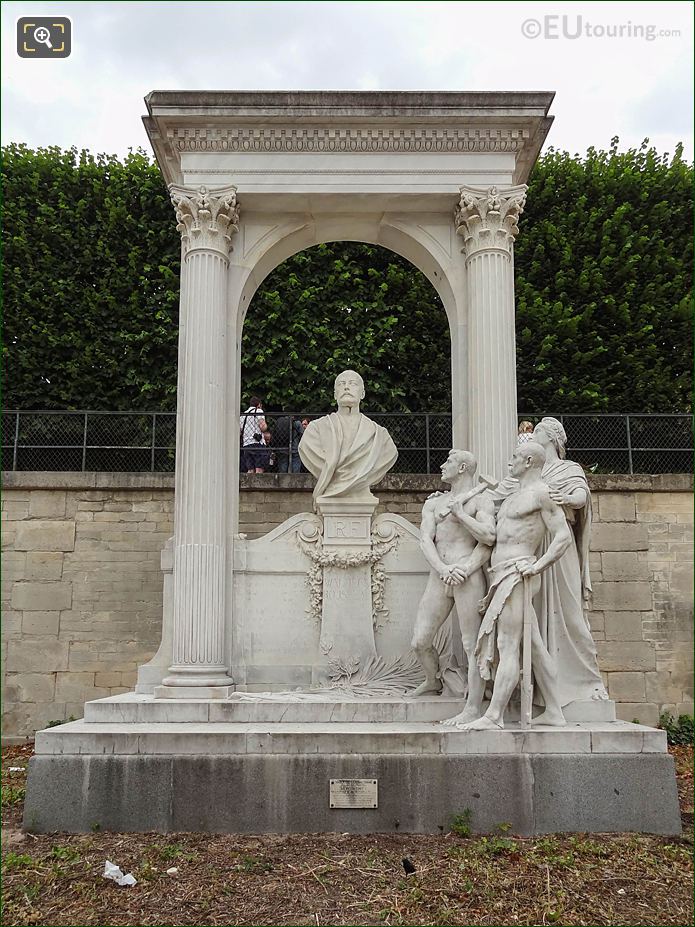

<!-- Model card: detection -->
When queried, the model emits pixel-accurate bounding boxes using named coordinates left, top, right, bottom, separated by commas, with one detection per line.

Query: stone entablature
left=144, top=91, right=554, bottom=188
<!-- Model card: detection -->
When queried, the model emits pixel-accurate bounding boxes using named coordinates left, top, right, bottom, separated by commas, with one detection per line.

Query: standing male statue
left=445, top=442, right=571, bottom=730
left=299, top=370, right=398, bottom=507
left=410, top=450, right=496, bottom=722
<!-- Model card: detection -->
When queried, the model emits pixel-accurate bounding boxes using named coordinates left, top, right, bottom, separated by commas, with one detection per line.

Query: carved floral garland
left=297, top=529, right=400, bottom=629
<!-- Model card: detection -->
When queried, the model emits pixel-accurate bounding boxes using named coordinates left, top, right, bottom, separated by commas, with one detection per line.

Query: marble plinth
left=24, top=695, right=680, bottom=836
left=82, top=693, right=616, bottom=724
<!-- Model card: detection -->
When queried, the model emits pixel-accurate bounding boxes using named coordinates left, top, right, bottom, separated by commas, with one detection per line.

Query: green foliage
left=239, top=854, right=273, bottom=874
left=515, top=139, right=693, bottom=412
left=3, top=140, right=692, bottom=413
left=473, top=835, right=519, bottom=856
left=241, top=241, right=450, bottom=412
left=49, top=845, right=80, bottom=863
left=658, top=711, right=694, bottom=745
left=450, top=808, right=473, bottom=837
left=1, top=785, right=26, bottom=806
left=2, top=852, right=33, bottom=870
left=45, top=715, right=75, bottom=727
left=3, top=143, right=180, bottom=411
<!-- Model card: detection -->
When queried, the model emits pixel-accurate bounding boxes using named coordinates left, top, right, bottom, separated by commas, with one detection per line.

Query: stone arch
left=143, top=90, right=553, bottom=687
left=234, top=222, right=458, bottom=435
left=236, top=218, right=458, bottom=333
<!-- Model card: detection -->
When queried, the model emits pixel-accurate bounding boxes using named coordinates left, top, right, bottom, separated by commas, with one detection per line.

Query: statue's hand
left=439, top=564, right=467, bottom=585
left=549, top=489, right=567, bottom=505
left=427, top=490, right=445, bottom=501
left=518, top=560, right=538, bottom=577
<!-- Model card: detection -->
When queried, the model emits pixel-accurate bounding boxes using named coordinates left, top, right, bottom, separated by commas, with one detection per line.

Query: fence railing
left=2, top=410, right=692, bottom=475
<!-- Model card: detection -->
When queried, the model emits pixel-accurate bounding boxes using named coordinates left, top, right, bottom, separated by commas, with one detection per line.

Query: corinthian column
left=455, top=184, right=527, bottom=481
left=160, top=185, right=240, bottom=691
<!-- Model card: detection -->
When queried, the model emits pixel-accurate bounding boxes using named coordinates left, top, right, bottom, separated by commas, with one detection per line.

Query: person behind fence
left=273, top=412, right=303, bottom=473
left=443, top=441, right=571, bottom=731
left=239, top=397, right=268, bottom=473
left=517, top=421, right=534, bottom=444
left=261, top=430, right=276, bottom=472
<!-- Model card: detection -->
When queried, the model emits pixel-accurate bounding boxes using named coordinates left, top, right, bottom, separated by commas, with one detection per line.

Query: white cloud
left=1, top=0, right=692, bottom=159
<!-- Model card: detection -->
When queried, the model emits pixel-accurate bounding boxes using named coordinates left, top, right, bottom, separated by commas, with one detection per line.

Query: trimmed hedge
left=3, top=140, right=692, bottom=413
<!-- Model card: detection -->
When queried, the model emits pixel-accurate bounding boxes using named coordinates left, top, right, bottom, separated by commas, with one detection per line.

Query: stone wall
left=2, top=471, right=692, bottom=739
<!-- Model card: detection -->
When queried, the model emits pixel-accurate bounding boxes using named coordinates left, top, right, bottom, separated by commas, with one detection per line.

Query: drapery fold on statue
left=299, top=412, right=398, bottom=501
left=536, top=459, right=607, bottom=705
left=474, top=557, right=536, bottom=681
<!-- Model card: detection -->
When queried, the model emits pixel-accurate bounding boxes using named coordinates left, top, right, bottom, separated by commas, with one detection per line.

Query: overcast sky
left=2, top=0, right=693, bottom=161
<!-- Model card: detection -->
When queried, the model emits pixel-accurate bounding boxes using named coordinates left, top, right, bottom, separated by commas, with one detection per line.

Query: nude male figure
left=447, top=441, right=572, bottom=731
left=409, top=450, right=496, bottom=723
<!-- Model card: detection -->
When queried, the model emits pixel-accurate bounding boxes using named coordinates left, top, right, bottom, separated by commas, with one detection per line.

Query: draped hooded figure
left=532, top=417, right=608, bottom=704
left=299, top=370, right=398, bottom=508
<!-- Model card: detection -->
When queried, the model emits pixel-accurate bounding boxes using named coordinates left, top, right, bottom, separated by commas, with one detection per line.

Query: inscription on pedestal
left=324, top=515, right=371, bottom=546
left=329, top=778, right=378, bottom=809
left=324, top=573, right=364, bottom=601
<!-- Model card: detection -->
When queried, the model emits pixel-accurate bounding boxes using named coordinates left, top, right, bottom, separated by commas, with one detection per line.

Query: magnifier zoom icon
left=33, top=26, right=53, bottom=48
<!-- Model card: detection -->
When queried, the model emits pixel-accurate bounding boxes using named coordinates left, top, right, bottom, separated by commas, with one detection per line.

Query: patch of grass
left=45, top=715, right=76, bottom=728
left=239, top=854, right=273, bottom=874
left=1, top=785, right=26, bottom=806
left=450, top=808, right=472, bottom=837
left=473, top=835, right=519, bottom=856
left=49, top=845, right=80, bottom=863
left=568, top=835, right=611, bottom=857
left=153, top=842, right=187, bottom=861
left=2, top=852, right=34, bottom=871
left=21, top=882, right=42, bottom=904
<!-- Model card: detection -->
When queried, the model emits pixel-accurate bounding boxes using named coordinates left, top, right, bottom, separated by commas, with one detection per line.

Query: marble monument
left=22, top=91, right=681, bottom=837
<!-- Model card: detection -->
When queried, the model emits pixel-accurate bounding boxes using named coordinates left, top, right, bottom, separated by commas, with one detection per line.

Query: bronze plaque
left=329, top=778, right=378, bottom=809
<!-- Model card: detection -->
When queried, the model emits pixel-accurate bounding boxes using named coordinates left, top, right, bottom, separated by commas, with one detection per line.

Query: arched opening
left=239, top=242, right=452, bottom=474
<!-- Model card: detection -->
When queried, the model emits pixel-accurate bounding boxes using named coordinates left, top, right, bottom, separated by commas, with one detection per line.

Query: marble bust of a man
left=299, top=370, right=398, bottom=508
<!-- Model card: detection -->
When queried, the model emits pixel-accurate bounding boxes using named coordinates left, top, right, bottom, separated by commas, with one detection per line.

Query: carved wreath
left=296, top=523, right=400, bottom=629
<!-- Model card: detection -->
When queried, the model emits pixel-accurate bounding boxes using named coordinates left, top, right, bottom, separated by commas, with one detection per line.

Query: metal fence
left=2, top=410, right=692, bottom=475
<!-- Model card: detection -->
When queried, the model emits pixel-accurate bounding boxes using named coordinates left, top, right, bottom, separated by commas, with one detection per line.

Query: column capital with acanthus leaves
left=454, top=184, right=527, bottom=259
left=169, top=184, right=241, bottom=258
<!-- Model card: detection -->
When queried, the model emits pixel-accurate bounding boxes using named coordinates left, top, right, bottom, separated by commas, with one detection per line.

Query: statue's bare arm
left=519, top=489, right=572, bottom=576
left=451, top=492, right=496, bottom=547
left=459, top=540, right=492, bottom=578
left=419, top=500, right=447, bottom=575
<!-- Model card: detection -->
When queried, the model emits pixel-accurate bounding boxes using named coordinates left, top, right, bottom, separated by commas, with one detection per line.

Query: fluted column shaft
left=163, top=185, right=240, bottom=687
left=455, top=184, right=527, bottom=480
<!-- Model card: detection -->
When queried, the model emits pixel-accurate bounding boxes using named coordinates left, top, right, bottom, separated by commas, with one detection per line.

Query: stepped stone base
left=24, top=694, right=680, bottom=836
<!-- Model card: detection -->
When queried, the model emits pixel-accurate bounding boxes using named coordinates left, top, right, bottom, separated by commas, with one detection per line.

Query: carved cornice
left=169, top=126, right=529, bottom=154
left=169, top=184, right=240, bottom=258
left=454, top=184, right=528, bottom=258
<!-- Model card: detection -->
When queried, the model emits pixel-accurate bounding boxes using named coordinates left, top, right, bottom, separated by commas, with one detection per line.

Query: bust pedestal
left=314, top=498, right=378, bottom=682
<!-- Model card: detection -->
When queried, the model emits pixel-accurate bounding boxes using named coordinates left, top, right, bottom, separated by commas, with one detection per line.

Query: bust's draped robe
left=299, top=412, right=398, bottom=502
